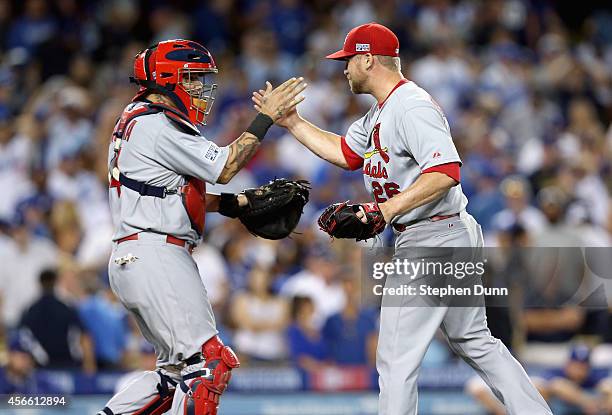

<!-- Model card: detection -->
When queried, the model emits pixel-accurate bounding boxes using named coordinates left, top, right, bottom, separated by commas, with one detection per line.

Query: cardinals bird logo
left=364, top=123, right=390, bottom=162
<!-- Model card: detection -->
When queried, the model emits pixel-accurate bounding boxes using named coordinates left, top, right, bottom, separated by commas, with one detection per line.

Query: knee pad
left=180, top=336, right=240, bottom=415
left=201, top=335, right=240, bottom=395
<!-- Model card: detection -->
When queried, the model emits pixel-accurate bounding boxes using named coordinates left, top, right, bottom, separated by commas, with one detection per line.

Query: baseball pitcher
left=254, top=23, right=552, bottom=415
left=99, top=39, right=307, bottom=415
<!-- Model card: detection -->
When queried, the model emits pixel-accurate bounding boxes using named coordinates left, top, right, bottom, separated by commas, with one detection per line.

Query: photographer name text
left=373, top=284, right=508, bottom=298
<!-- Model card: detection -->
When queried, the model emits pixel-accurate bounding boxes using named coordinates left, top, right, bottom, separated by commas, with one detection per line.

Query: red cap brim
left=325, top=49, right=356, bottom=60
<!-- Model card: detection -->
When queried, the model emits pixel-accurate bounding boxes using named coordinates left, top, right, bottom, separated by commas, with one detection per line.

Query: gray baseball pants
left=101, top=232, right=218, bottom=414
left=377, top=211, right=552, bottom=415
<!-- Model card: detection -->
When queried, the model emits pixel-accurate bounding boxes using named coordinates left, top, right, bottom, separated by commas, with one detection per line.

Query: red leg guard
left=182, top=336, right=240, bottom=415
left=201, top=335, right=240, bottom=396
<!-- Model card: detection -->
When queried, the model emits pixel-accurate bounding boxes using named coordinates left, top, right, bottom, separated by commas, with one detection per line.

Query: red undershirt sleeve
left=422, top=162, right=461, bottom=182
left=340, top=136, right=364, bottom=171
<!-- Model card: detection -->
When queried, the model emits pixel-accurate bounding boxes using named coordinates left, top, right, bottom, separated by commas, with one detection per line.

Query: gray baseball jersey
left=343, top=80, right=468, bottom=225
left=107, top=101, right=230, bottom=244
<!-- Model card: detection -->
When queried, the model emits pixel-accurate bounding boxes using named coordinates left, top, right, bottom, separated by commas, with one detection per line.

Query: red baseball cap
left=326, top=22, right=399, bottom=60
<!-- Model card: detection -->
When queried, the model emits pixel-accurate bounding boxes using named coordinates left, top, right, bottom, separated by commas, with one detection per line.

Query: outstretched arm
left=288, top=115, right=350, bottom=169
left=205, top=193, right=248, bottom=212
left=252, top=91, right=350, bottom=169
left=217, top=133, right=260, bottom=184
left=217, top=78, right=306, bottom=184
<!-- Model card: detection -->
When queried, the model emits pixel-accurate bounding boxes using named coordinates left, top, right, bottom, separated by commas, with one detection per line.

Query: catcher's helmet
left=131, top=39, right=218, bottom=125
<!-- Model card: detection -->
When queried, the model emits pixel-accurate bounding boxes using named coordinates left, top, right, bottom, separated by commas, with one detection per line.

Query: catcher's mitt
left=239, top=178, right=310, bottom=240
left=318, top=201, right=386, bottom=241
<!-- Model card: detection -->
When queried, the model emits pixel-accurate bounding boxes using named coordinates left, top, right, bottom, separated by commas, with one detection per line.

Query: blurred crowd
left=0, top=0, right=611, bottom=406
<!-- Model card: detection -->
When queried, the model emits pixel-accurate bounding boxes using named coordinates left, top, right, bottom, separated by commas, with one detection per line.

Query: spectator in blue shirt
left=286, top=296, right=327, bottom=372
left=14, top=166, right=54, bottom=239
left=78, top=278, right=129, bottom=370
left=6, top=0, right=57, bottom=53
left=0, top=331, right=36, bottom=393
left=0, top=330, right=63, bottom=394
left=322, top=276, right=377, bottom=366
left=546, top=345, right=610, bottom=415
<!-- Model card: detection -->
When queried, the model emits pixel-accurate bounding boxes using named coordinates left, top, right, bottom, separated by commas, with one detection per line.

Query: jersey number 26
left=372, top=181, right=400, bottom=203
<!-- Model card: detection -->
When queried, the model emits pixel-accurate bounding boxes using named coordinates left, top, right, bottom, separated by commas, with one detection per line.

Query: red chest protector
left=181, top=176, right=206, bottom=236
left=110, top=102, right=207, bottom=236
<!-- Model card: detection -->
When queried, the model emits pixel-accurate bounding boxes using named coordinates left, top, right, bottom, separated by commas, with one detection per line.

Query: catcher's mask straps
left=143, top=45, right=157, bottom=81
left=140, top=82, right=191, bottom=118
left=246, top=113, right=274, bottom=141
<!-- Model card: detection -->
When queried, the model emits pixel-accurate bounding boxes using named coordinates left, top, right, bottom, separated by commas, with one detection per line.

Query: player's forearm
left=523, top=308, right=584, bottom=332
left=217, top=133, right=260, bottom=184
left=219, top=77, right=308, bottom=184
left=205, top=193, right=248, bottom=212
left=80, top=334, right=97, bottom=373
left=287, top=117, right=350, bottom=169
left=379, top=172, right=456, bottom=221
left=549, top=379, right=593, bottom=408
left=205, top=194, right=221, bottom=211
left=471, top=389, right=506, bottom=415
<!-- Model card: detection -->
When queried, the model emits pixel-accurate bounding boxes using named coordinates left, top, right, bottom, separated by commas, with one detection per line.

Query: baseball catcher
left=100, top=39, right=307, bottom=415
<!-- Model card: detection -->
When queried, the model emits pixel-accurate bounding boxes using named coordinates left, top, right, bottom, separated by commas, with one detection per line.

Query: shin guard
left=180, top=336, right=240, bottom=415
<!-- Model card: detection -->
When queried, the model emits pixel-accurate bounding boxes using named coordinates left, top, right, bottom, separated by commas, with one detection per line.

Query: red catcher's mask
left=132, top=39, right=218, bottom=125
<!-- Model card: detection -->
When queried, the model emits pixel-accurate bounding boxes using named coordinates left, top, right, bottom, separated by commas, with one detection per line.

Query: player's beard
left=348, top=69, right=368, bottom=94
left=349, top=78, right=365, bottom=94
